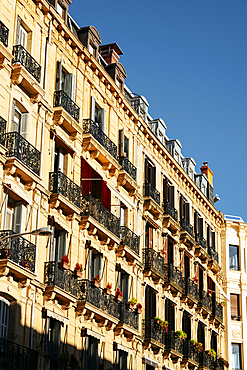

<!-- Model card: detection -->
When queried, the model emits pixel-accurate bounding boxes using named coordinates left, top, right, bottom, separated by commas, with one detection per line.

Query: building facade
left=0, top=0, right=228, bottom=369
left=222, top=215, right=247, bottom=370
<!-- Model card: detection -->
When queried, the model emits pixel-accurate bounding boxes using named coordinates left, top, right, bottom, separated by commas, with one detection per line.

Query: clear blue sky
left=70, top=0, right=247, bottom=221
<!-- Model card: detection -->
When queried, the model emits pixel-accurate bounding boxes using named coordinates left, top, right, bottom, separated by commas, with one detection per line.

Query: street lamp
left=0, top=227, right=53, bottom=245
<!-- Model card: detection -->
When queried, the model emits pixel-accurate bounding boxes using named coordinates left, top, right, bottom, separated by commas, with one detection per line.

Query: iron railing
left=120, top=226, right=140, bottom=255
left=196, top=233, right=207, bottom=251
left=142, top=319, right=164, bottom=346
left=208, top=247, right=219, bottom=263
left=163, top=201, right=178, bottom=222
left=81, top=195, right=120, bottom=238
left=199, top=351, right=214, bottom=369
left=5, top=132, right=40, bottom=175
left=118, top=156, right=137, bottom=181
left=12, top=45, right=41, bottom=82
left=0, top=230, right=36, bottom=272
left=164, top=331, right=183, bottom=355
left=180, top=218, right=194, bottom=237
left=0, top=21, right=9, bottom=47
left=212, top=301, right=223, bottom=322
left=120, top=304, right=139, bottom=330
left=78, top=280, right=120, bottom=319
left=164, top=263, right=182, bottom=289
left=49, top=171, right=82, bottom=208
left=0, top=337, right=38, bottom=370
left=54, top=90, right=80, bottom=122
left=44, top=262, right=78, bottom=297
left=198, top=290, right=212, bottom=312
left=83, top=119, right=117, bottom=158
left=183, top=340, right=200, bottom=364
left=0, top=116, right=6, bottom=146
left=143, top=248, right=165, bottom=275
left=143, top=182, right=160, bottom=205
left=182, top=277, right=198, bottom=302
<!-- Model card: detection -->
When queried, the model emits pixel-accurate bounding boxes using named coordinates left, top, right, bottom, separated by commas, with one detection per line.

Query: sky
left=70, top=0, right=247, bottom=222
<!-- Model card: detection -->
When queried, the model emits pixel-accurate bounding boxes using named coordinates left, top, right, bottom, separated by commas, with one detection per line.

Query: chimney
left=99, top=43, right=123, bottom=64
left=200, top=162, right=214, bottom=186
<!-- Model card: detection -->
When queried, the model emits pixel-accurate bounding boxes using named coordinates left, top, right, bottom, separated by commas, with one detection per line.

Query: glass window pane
left=229, top=245, right=239, bottom=270
left=232, top=343, right=241, bottom=370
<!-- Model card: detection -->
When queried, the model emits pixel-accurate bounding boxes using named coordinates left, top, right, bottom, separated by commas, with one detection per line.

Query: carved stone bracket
left=43, top=291, right=56, bottom=303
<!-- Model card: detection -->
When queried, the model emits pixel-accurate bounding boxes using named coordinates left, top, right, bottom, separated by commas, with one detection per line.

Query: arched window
left=0, top=297, right=9, bottom=339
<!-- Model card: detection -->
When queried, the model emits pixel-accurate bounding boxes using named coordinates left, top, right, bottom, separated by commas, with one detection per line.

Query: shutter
left=81, top=158, right=90, bottom=196
left=88, top=249, right=92, bottom=280
left=151, top=166, right=156, bottom=188
left=163, top=178, right=168, bottom=203
left=198, top=218, right=203, bottom=237
left=13, top=202, right=23, bottom=234
left=180, top=251, right=185, bottom=277
left=71, top=74, right=76, bottom=101
left=144, top=158, right=148, bottom=183
left=150, top=289, right=156, bottom=318
left=19, top=25, right=27, bottom=49
left=168, top=239, right=173, bottom=264
left=184, top=203, right=190, bottom=223
left=124, top=136, right=129, bottom=159
left=207, top=226, right=211, bottom=248
left=148, top=226, right=153, bottom=249
left=51, top=320, right=61, bottom=361
left=101, top=181, right=111, bottom=211
left=20, top=113, right=28, bottom=138
left=58, top=150, right=64, bottom=173
left=56, top=61, right=62, bottom=91
left=194, top=211, right=198, bottom=236
left=93, top=254, right=101, bottom=281
left=168, top=186, right=174, bottom=206
left=91, top=96, right=95, bottom=122
left=64, top=73, right=76, bottom=100
left=212, top=231, right=215, bottom=250
left=184, top=254, right=190, bottom=278
left=230, top=294, right=239, bottom=320
left=11, top=100, right=16, bottom=132
left=199, top=267, right=203, bottom=295
left=163, top=235, right=168, bottom=264
left=0, top=298, right=9, bottom=339
left=121, top=274, right=129, bottom=303
left=119, top=129, right=124, bottom=157
left=57, top=230, right=66, bottom=261
left=145, top=285, right=150, bottom=321
left=179, top=196, right=183, bottom=222
left=16, top=16, right=21, bottom=44
left=50, top=226, right=56, bottom=261
left=99, top=108, right=106, bottom=133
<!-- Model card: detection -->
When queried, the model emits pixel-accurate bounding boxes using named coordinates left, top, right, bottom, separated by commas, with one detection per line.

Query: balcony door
left=11, top=101, right=28, bottom=139
left=165, top=300, right=175, bottom=331
left=46, top=318, right=61, bottom=361
left=5, top=198, right=23, bottom=234
left=182, top=310, right=191, bottom=340
left=88, top=251, right=102, bottom=283
left=197, top=321, right=205, bottom=348
left=54, top=145, right=65, bottom=173
left=16, top=17, right=27, bottom=49
left=91, top=97, right=105, bottom=132
left=163, top=178, right=174, bottom=207
left=145, top=158, right=156, bottom=188
left=51, top=228, right=66, bottom=262
left=145, top=286, right=156, bottom=321
left=84, top=336, right=99, bottom=369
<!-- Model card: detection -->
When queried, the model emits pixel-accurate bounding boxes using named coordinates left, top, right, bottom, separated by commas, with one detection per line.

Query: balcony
left=142, top=319, right=164, bottom=349
left=164, top=263, right=182, bottom=294
left=118, top=156, right=139, bottom=195
left=198, top=290, right=212, bottom=316
left=80, top=195, right=120, bottom=245
left=199, top=351, right=214, bottom=369
left=53, top=90, right=81, bottom=135
left=117, top=303, right=139, bottom=335
left=0, top=21, right=12, bottom=69
left=182, top=277, right=198, bottom=305
left=208, top=247, right=220, bottom=273
left=11, top=45, right=44, bottom=102
left=82, top=119, right=120, bottom=174
left=49, top=171, right=82, bottom=214
left=143, top=182, right=163, bottom=220
left=44, top=262, right=78, bottom=304
left=77, top=280, right=120, bottom=326
left=4, top=132, right=40, bottom=181
left=182, top=340, right=199, bottom=366
left=118, top=226, right=140, bottom=260
left=0, top=230, right=36, bottom=281
left=143, top=248, right=165, bottom=281
left=163, top=202, right=180, bottom=235
left=0, top=338, right=38, bottom=370
left=164, top=331, right=183, bottom=360
left=195, top=233, right=209, bottom=263
left=0, top=116, right=6, bottom=147
left=180, top=219, right=195, bottom=250
left=211, top=301, right=223, bottom=325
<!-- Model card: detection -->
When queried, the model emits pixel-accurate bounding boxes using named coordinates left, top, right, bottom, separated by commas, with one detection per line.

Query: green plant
left=59, top=350, right=70, bottom=363
left=128, top=297, right=137, bottom=305
left=154, top=317, right=169, bottom=333
left=206, top=349, right=216, bottom=358
left=175, top=330, right=187, bottom=340
left=217, top=356, right=229, bottom=368
left=190, top=339, right=203, bottom=353
left=220, top=301, right=227, bottom=307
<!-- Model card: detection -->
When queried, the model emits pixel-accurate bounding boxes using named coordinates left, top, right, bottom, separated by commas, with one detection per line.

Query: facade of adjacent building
left=0, top=0, right=228, bottom=369
left=222, top=215, right=247, bottom=370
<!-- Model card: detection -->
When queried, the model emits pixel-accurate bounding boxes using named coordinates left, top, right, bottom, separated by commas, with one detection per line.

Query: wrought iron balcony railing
left=208, top=247, right=219, bottom=263
left=0, top=337, right=38, bottom=370
left=164, top=330, right=183, bottom=354
left=180, top=218, right=194, bottom=237
left=81, top=195, right=120, bottom=238
left=195, top=233, right=207, bottom=251
left=120, top=226, right=140, bottom=255
left=44, top=262, right=78, bottom=297
left=142, top=319, right=164, bottom=346
left=49, top=171, right=82, bottom=209
left=5, top=132, right=40, bottom=175
left=78, top=280, right=120, bottom=319
left=0, top=21, right=9, bottom=47
left=212, top=301, right=223, bottom=322
left=12, top=45, right=41, bottom=82
left=199, top=351, right=214, bottom=369
left=83, top=119, right=117, bottom=158
left=182, top=277, right=198, bottom=302
left=183, top=340, right=200, bottom=364
left=0, top=230, right=36, bottom=272
left=118, top=156, right=137, bottom=181
left=164, top=263, right=182, bottom=289
left=143, top=248, right=165, bottom=275
left=54, top=90, right=80, bottom=122
left=143, top=182, right=160, bottom=205
left=120, top=304, right=139, bottom=330
left=198, top=290, right=212, bottom=312
left=0, top=116, right=6, bottom=146
left=163, top=201, right=178, bottom=222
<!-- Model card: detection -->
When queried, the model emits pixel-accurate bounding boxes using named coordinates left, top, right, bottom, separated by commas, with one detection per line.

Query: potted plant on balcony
left=115, top=287, right=123, bottom=301
left=135, top=303, right=142, bottom=314
left=92, top=274, right=101, bottom=287
left=60, top=255, right=69, bottom=269
left=104, top=282, right=112, bottom=295
left=216, top=355, right=229, bottom=368
left=206, top=349, right=217, bottom=359
left=175, top=330, right=187, bottom=340
left=127, top=297, right=137, bottom=309
left=154, top=317, right=169, bottom=333
left=74, top=263, right=83, bottom=278
left=219, top=301, right=227, bottom=307
left=190, top=339, right=203, bottom=353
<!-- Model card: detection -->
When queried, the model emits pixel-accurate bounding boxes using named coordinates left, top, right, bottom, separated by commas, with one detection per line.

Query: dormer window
left=57, top=3, right=65, bottom=18
left=89, top=43, right=96, bottom=57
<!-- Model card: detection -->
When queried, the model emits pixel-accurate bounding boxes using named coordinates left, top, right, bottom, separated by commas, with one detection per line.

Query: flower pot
left=92, top=280, right=100, bottom=288
left=136, top=307, right=142, bottom=314
left=127, top=303, right=134, bottom=309
left=60, top=261, right=69, bottom=269
left=104, top=288, right=111, bottom=295
left=115, top=295, right=123, bottom=302
left=74, top=270, right=82, bottom=278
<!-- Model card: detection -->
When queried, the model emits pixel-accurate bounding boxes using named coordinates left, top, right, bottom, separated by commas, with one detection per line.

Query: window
left=194, top=211, right=203, bottom=239
left=117, top=350, right=128, bottom=370
left=50, top=226, right=67, bottom=262
left=229, top=245, right=240, bottom=270
left=232, top=343, right=241, bottom=370
left=46, top=319, right=61, bottom=360
left=207, top=226, right=216, bottom=250
left=197, top=321, right=205, bottom=348
left=211, top=331, right=217, bottom=355
left=12, top=100, right=28, bottom=138
left=163, top=237, right=174, bottom=265
left=165, top=300, right=175, bottom=331
left=89, top=43, right=96, bottom=57
left=89, top=250, right=102, bottom=282
left=90, top=97, right=105, bottom=132
left=163, top=177, right=174, bottom=207
left=5, top=198, right=23, bottom=234
left=145, top=285, right=156, bottom=321
left=145, top=158, right=156, bottom=188
left=56, top=61, right=76, bottom=101
left=57, top=3, right=65, bottom=18
left=0, top=297, right=9, bottom=339
left=145, top=223, right=153, bottom=249
left=119, top=271, right=129, bottom=303
left=180, top=196, right=190, bottom=224
left=230, top=294, right=240, bottom=320
left=181, top=253, right=190, bottom=278
left=84, top=336, right=99, bottom=369
left=16, top=17, right=27, bottom=49
left=182, top=310, right=191, bottom=340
